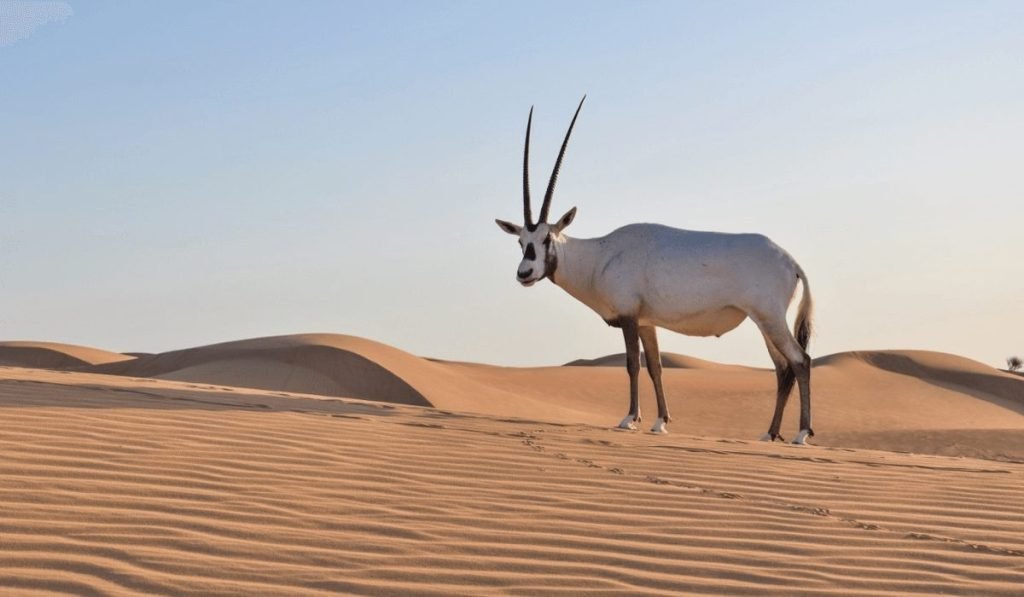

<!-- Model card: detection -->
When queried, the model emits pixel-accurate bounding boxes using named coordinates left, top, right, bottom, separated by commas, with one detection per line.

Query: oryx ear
left=495, top=219, right=522, bottom=235
left=552, top=207, right=577, bottom=233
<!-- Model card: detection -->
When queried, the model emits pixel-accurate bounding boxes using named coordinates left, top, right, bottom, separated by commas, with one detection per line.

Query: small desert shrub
left=1008, top=356, right=1023, bottom=373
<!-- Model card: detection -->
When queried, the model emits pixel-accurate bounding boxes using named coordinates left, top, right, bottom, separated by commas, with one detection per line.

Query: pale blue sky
left=1, top=1, right=1021, bottom=367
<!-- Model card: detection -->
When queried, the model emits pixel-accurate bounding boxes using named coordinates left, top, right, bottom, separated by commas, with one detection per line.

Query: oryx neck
left=550, top=235, right=602, bottom=295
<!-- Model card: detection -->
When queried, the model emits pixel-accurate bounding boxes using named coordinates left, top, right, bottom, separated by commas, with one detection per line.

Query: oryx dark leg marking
left=639, top=326, right=670, bottom=424
left=618, top=317, right=642, bottom=427
left=762, top=336, right=794, bottom=442
left=793, top=355, right=813, bottom=438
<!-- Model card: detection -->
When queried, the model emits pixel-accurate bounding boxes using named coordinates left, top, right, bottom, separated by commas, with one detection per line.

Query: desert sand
left=2, top=335, right=1023, bottom=595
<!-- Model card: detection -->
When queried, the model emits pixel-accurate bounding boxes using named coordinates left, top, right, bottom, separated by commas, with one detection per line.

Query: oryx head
left=496, top=96, right=585, bottom=287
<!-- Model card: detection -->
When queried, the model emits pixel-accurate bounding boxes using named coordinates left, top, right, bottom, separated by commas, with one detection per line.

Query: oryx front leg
left=639, top=326, right=670, bottom=434
left=617, top=318, right=642, bottom=430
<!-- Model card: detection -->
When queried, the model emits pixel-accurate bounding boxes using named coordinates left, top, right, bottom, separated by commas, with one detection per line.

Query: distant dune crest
left=0, top=341, right=135, bottom=369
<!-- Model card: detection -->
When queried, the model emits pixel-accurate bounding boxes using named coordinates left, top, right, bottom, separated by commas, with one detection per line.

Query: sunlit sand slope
left=1, top=366, right=1023, bottom=596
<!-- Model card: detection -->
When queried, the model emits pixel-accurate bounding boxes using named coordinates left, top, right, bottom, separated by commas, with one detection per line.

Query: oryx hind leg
left=750, top=312, right=813, bottom=445
left=639, top=326, right=670, bottom=434
left=758, top=334, right=795, bottom=443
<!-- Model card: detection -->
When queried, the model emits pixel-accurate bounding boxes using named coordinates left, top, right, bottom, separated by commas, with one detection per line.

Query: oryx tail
left=794, top=269, right=813, bottom=352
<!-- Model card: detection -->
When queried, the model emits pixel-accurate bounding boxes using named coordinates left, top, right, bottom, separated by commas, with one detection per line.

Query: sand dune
left=91, top=334, right=433, bottom=407
left=72, top=334, right=1024, bottom=461
left=1, top=365, right=1022, bottom=596
left=815, top=350, right=1023, bottom=403
left=0, top=341, right=135, bottom=369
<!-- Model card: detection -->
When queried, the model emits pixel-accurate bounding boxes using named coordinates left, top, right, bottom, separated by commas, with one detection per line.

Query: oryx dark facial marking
left=543, top=237, right=559, bottom=281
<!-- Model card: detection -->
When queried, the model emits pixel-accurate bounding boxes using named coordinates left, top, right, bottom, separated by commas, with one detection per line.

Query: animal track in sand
left=510, top=426, right=1024, bottom=561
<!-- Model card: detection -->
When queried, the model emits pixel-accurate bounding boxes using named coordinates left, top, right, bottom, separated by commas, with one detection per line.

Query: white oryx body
left=550, top=225, right=804, bottom=343
left=496, top=97, right=815, bottom=443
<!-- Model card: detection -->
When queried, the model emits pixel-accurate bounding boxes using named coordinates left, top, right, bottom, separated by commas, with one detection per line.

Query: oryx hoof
left=650, top=418, right=668, bottom=434
left=760, top=432, right=785, bottom=442
left=617, top=414, right=639, bottom=431
left=791, top=429, right=813, bottom=445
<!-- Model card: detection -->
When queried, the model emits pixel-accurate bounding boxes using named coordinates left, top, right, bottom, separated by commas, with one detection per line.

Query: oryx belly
left=644, top=306, right=748, bottom=337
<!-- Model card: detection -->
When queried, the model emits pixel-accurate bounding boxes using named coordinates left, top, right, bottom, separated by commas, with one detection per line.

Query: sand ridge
left=1, top=365, right=1023, bottom=596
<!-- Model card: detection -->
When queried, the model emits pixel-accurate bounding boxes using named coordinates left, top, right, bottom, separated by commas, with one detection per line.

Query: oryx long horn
left=523, top=106, right=534, bottom=226
left=539, top=95, right=586, bottom=223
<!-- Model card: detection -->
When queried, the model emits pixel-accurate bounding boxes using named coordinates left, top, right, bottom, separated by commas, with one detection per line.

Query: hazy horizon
left=2, top=0, right=1021, bottom=369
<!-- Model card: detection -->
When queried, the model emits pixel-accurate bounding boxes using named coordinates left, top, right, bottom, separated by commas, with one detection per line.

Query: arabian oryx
left=495, top=97, right=815, bottom=444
